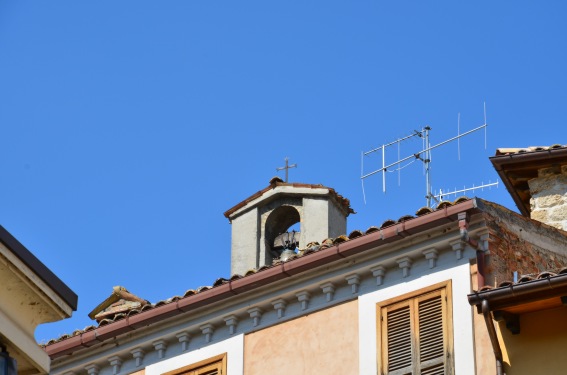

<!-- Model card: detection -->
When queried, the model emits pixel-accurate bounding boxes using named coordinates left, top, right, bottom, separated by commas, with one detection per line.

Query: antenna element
left=360, top=107, right=489, bottom=208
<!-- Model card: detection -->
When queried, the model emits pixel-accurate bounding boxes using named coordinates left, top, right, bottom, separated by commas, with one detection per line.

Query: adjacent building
left=0, top=225, right=77, bottom=375
left=468, top=145, right=567, bottom=375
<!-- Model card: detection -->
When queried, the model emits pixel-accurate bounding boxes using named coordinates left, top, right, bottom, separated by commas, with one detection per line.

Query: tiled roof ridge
left=223, top=177, right=354, bottom=219
left=476, top=267, right=567, bottom=292
left=494, top=143, right=567, bottom=156
left=44, top=196, right=476, bottom=349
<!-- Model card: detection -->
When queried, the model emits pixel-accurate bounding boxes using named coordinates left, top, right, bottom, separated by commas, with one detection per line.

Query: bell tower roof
left=225, top=178, right=354, bottom=276
left=224, top=177, right=354, bottom=222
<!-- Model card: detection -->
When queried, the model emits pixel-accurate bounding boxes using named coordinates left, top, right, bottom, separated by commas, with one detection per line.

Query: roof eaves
left=0, top=225, right=78, bottom=310
left=490, top=145, right=567, bottom=216
left=45, top=198, right=481, bottom=359
left=223, top=182, right=354, bottom=220
left=467, top=271, right=567, bottom=313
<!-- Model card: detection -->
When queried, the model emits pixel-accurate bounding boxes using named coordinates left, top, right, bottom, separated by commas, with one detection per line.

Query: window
left=163, top=354, right=226, bottom=375
left=377, top=282, right=453, bottom=375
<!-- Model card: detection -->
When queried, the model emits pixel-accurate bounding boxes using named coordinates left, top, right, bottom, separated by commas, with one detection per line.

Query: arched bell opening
left=264, top=206, right=301, bottom=263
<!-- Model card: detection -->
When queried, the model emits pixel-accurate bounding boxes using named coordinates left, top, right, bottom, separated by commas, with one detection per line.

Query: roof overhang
left=46, top=198, right=481, bottom=359
left=0, top=225, right=78, bottom=374
left=490, top=145, right=567, bottom=216
left=224, top=178, right=354, bottom=221
left=468, top=272, right=567, bottom=315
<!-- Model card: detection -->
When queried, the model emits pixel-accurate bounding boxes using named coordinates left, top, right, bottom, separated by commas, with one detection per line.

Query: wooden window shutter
left=163, top=353, right=226, bottom=375
left=383, top=303, right=413, bottom=374
left=379, top=284, right=452, bottom=375
left=417, top=291, right=446, bottom=374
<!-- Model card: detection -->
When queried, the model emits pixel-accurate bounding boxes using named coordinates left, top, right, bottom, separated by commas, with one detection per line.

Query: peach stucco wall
left=244, top=300, right=359, bottom=375
left=499, top=306, right=567, bottom=375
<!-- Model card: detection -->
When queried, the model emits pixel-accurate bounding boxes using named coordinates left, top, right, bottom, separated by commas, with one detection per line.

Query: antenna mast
left=361, top=109, right=489, bottom=208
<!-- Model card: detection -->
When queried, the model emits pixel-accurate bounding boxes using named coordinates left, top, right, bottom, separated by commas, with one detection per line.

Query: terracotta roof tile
left=213, top=277, right=229, bottom=287
left=476, top=267, right=567, bottom=291
left=333, top=235, right=349, bottom=244
left=491, top=143, right=567, bottom=216
left=348, top=230, right=363, bottom=239
left=494, top=144, right=567, bottom=156
left=365, top=226, right=379, bottom=234
left=46, top=196, right=475, bottom=346
left=380, top=219, right=396, bottom=228
left=436, top=200, right=452, bottom=209
left=416, top=206, right=433, bottom=216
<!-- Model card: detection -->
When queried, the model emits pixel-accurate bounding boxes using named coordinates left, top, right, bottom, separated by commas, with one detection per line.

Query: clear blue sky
left=0, top=1, right=565, bottom=342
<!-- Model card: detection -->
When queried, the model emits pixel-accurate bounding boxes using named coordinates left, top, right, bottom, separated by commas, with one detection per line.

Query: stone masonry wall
left=529, top=165, right=567, bottom=231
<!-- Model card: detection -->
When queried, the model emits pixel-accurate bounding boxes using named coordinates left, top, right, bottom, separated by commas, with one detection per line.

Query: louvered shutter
left=417, top=292, right=446, bottom=375
left=380, top=286, right=451, bottom=375
left=383, top=303, right=413, bottom=375
left=166, top=354, right=225, bottom=375
left=181, top=361, right=221, bottom=375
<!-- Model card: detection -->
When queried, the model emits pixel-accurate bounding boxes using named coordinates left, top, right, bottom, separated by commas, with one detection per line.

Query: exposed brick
left=481, top=208, right=567, bottom=287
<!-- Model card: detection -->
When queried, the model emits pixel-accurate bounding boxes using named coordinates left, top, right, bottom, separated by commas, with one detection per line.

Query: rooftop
left=490, top=144, right=567, bottom=216
left=45, top=196, right=478, bottom=355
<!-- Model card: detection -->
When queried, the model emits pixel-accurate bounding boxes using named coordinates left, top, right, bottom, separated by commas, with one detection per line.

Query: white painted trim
left=358, top=263, right=475, bottom=375
left=145, top=334, right=243, bottom=375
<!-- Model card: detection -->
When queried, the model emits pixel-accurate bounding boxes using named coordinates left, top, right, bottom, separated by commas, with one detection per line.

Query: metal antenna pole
left=424, top=126, right=432, bottom=208
left=382, top=144, right=386, bottom=193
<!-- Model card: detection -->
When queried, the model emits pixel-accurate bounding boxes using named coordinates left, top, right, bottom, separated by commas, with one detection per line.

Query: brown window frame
left=376, top=280, right=454, bottom=375
left=162, top=353, right=227, bottom=375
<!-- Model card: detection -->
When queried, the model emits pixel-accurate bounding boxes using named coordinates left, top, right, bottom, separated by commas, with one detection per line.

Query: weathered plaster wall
left=231, top=207, right=260, bottom=275
left=477, top=200, right=567, bottom=286
left=498, top=307, right=567, bottom=375
left=327, top=196, right=347, bottom=239
left=243, top=300, right=358, bottom=375
left=301, top=196, right=332, bottom=247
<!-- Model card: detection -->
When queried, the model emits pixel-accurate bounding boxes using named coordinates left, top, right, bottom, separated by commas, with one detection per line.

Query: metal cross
left=276, top=157, right=297, bottom=183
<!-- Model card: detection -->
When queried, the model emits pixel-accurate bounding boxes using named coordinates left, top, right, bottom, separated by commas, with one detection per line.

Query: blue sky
left=0, top=1, right=565, bottom=342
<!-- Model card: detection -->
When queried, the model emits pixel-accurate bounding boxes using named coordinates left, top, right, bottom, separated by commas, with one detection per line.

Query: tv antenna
left=434, top=180, right=499, bottom=202
left=360, top=104, right=494, bottom=208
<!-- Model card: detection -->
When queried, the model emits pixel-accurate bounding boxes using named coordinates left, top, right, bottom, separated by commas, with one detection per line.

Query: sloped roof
left=224, top=177, right=355, bottom=220
left=490, top=144, right=567, bottom=216
left=0, top=225, right=77, bottom=310
left=88, top=286, right=150, bottom=322
left=45, top=196, right=479, bottom=357
left=468, top=267, right=567, bottom=315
